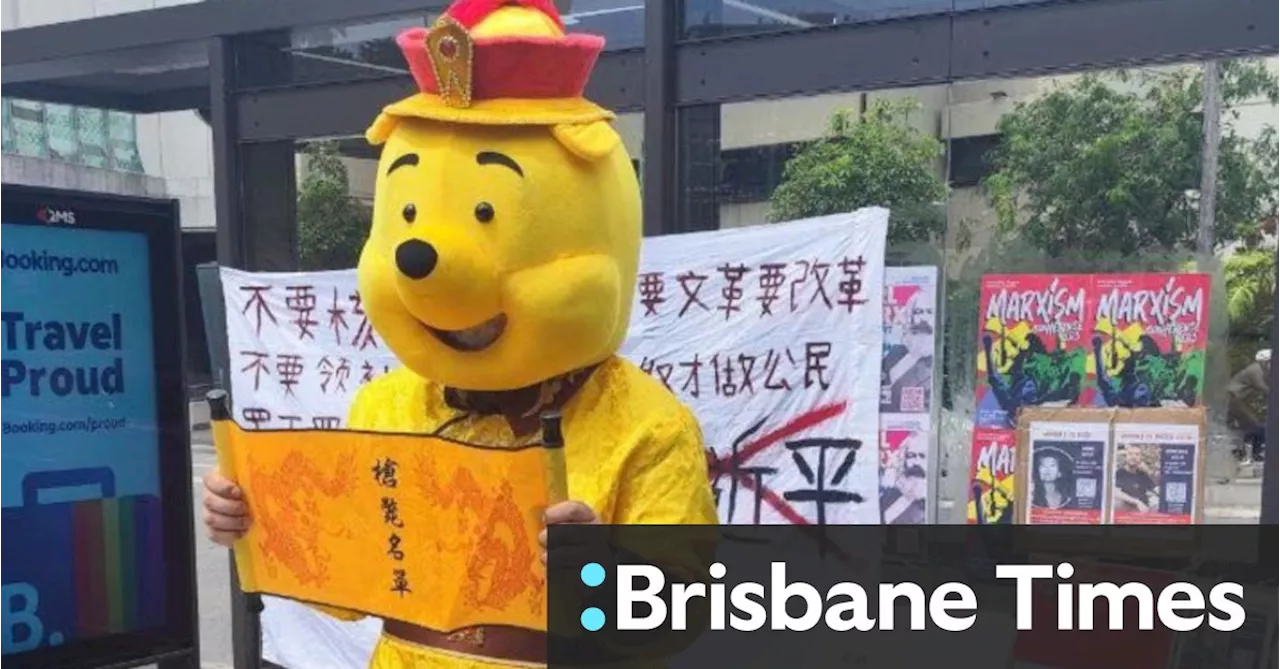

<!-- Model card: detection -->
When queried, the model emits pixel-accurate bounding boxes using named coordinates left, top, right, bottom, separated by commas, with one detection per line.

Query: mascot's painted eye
left=474, top=202, right=495, bottom=223
left=402, top=203, right=417, bottom=223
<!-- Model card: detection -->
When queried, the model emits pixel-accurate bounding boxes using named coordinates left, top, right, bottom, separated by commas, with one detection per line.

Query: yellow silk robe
left=312, top=355, right=717, bottom=668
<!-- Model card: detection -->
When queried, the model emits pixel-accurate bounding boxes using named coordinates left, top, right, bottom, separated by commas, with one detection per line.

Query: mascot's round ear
left=366, top=113, right=400, bottom=146
left=550, top=120, right=621, bottom=162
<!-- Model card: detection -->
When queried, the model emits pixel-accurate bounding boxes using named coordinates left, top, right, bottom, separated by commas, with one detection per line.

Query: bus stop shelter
left=4, top=0, right=1277, bottom=667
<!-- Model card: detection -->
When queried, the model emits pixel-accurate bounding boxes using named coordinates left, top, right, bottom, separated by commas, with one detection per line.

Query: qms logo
left=3, top=583, right=63, bottom=653
left=35, top=206, right=76, bottom=225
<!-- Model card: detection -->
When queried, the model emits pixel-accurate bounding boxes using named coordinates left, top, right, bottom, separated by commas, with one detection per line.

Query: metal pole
left=211, top=37, right=246, bottom=272
left=641, top=0, right=675, bottom=237
left=1196, top=60, right=1221, bottom=263
left=209, top=34, right=264, bottom=669
left=1261, top=320, right=1277, bottom=525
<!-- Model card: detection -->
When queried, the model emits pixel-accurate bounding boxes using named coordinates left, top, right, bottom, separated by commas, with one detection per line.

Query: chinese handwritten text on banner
left=620, top=209, right=889, bottom=526
left=221, top=268, right=398, bottom=429
left=216, top=420, right=549, bottom=631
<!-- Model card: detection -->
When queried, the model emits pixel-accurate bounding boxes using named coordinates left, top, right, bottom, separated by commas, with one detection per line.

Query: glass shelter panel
left=940, top=58, right=1277, bottom=526
left=242, top=2, right=644, bottom=90
left=678, top=0, right=1057, bottom=39
left=673, top=56, right=1276, bottom=525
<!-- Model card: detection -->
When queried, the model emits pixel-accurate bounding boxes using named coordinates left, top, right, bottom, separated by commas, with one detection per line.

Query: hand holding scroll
left=537, top=500, right=599, bottom=566
left=203, top=468, right=252, bottom=547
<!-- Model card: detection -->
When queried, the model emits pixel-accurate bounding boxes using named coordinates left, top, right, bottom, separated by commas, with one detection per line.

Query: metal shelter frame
left=3, top=1, right=1277, bottom=667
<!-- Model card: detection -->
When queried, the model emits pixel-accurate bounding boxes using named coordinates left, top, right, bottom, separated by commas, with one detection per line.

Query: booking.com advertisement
left=545, top=525, right=1276, bottom=668
left=1, top=222, right=166, bottom=655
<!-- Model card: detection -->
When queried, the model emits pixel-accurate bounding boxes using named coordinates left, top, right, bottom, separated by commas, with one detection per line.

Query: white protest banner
left=220, top=268, right=398, bottom=429
left=620, top=208, right=889, bottom=526
left=220, top=268, right=392, bottom=669
left=218, top=208, right=889, bottom=667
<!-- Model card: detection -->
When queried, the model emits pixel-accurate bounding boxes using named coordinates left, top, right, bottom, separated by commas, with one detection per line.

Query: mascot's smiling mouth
left=423, top=314, right=508, bottom=352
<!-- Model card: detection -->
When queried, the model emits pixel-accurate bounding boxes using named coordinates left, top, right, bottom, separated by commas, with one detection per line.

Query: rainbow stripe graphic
left=70, top=497, right=164, bottom=636
left=2, top=469, right=165, bottom=651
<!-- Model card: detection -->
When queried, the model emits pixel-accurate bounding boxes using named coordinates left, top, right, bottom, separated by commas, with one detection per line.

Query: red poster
left=967, top=427, right=1016, bottom=525
left=975, top=275, right=1092, bottom=430
left=1089, top=273, right=1210, bottom=409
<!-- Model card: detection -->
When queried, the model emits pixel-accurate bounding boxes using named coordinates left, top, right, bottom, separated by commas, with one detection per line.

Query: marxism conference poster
left=967, top=271, right=1210, bottom=524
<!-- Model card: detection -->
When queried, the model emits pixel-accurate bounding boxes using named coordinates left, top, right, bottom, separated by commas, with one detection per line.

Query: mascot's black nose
left=395, top=239, right=438, bottom=280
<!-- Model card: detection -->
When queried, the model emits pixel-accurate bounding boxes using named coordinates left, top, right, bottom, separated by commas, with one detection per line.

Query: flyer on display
left=878, top=266, right=938, bottom=524
left=968, top=271, right=1212, bottom=525
left=879, top=414, right=930, bottom=524
left=1089, top=273, right=1210, bottom=409
left=881, top=266, right=938, bottom=415
left=1016, top=412, right=1112, bottom=525
left=967, top=427, right=1016, bottom=525
left=1109, top=417, right=1203, bottom=524
left=974, top=274, right=1091, bottom=430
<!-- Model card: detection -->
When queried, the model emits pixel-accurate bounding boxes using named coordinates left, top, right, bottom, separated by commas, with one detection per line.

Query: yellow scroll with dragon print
left=211, top=419, right=550, bottom=632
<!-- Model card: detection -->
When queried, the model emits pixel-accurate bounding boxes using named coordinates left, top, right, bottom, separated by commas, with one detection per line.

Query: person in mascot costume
left=202, top=0, right=719, bottom=666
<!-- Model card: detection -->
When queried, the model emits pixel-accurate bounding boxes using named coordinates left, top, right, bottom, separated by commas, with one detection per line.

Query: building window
left=948, top=134, right=1002, bottom=187
left=78, top=108, right=110, bottom=169
left=8, top=99, right=49, bottom=158
left=0, top=97, right=144, bottom=173
left=45, top=104, right=79, bottom=162
left=107, top=111, right=144, bottom=172
left=718, top=142, right=802, bottom=204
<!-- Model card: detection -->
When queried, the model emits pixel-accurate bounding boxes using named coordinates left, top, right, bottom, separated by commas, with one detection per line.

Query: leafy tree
left=297, top=141, right=371, bottom=271
left=1224, top=247, right=1278, bottom=338
left=984, top=59, right=1279, bottom=257
left=769, top=99, right=947, bottom=244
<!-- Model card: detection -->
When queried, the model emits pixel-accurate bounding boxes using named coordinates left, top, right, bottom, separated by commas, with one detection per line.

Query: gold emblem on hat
left=426, top=15, right=474, bottom=108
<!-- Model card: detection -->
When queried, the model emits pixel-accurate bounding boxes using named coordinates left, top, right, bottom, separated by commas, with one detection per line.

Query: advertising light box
left=1, top=184, right=197, bottom=669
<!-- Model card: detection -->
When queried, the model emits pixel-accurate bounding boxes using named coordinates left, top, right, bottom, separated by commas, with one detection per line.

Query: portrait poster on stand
left=1106, top=407, right=1207, bottom=525
left=1014, top=408, right=1113, bottom=525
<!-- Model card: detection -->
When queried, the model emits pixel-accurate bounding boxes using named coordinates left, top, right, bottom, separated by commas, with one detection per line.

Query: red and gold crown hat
left=367, top=0, right=613, bottom=142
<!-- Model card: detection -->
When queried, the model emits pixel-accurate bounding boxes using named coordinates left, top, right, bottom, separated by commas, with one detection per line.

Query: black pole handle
left=207, top=388, right=231, bottom=421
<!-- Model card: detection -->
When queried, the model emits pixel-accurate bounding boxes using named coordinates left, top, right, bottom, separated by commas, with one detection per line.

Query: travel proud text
left=2, top=311, right=127, bottom=398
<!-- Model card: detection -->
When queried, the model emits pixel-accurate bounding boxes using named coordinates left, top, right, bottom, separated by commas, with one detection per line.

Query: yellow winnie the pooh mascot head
left=358, top=0, right=641, bottom=392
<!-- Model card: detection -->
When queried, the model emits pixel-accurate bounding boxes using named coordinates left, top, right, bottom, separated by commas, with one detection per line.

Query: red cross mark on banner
left=707, top=401, right=856, bottom=558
